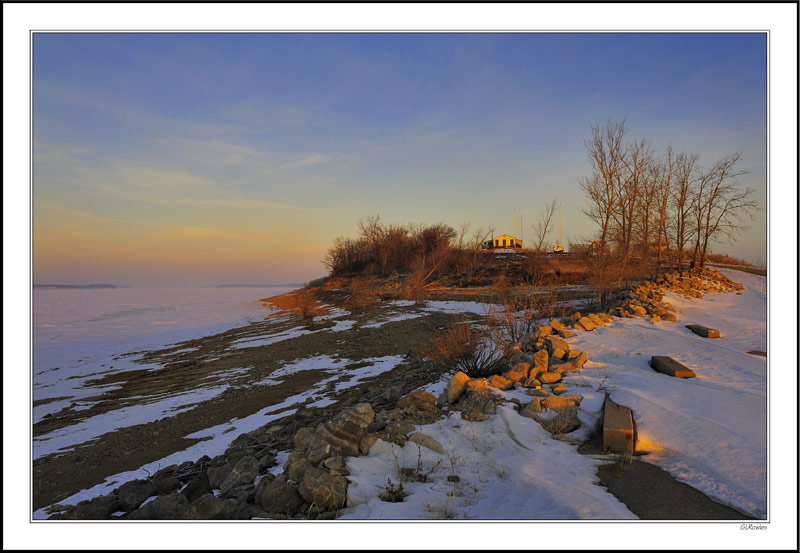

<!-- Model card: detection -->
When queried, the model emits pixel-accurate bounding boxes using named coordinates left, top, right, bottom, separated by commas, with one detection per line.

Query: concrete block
left=649, top=356, right=696, bottom=378
left=685, top=324, right=721, bottom=338
left=603, top=399, right=635, bottom=455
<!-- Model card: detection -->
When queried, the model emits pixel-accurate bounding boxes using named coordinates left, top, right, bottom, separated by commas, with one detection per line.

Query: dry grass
left=416, top=318, right=504, bottom=378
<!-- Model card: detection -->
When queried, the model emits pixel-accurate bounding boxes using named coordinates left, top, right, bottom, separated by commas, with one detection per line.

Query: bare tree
left=690, top=152, right=757, bottom=267
left=670, top=150, right=700, bottom=270
left=653, top=146, right=677, bottom=273
left=531, top=197, right=558, bottom=252
left=579, top=117, right=628, bottom=252
left=614, top=137, right=654, bottom=284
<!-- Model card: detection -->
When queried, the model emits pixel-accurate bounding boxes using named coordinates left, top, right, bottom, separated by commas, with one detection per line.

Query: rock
left=551, top=384, right=567, bottom=395
left=359, top=433, right=378, bottom=455
left=519, top=398, right=542, bottom=418
left=127, top=493, right=189, bottom=520
left=532, top=349, right=549, bottom=369
left=118, top=479, right=157, bottom=512
left=177, top=493, right=231, bottom=520
left=504, top=362, right=531, bottom=383
left=207, top=462, right=233, bottom=490
left=489, top=374, right=513, bottom=391
left=465, top=378, right=495, bottom=398
left=559, top=330, right=577, bottom=338
left=542, top=395, right=578, bottom=409
left=551, top=347, right=567, bottom=361
left=544, top=335, right=570, bottom=354
left=461, top=409, right=487, bottom=422
left=384, top=386, right=402, bottom=404
left=596, top=312, right=613, bottom=323
left=577, top=316, right=596, bottom=331
left=323, top=455, right=347, bottom=472
left=661, top=312, right=678, bottom=322
left=72, top=495, right=120, bottom=519
left=285, top=457, right=313, bottom=483
left=527, top=388, right=549, bottom=397
left=549, top=319, right=566, bottom=332
left=538, top=372, right=561, bottom=384
left=220, top=456, right=260, bottom=494
left=521, top=377, right=540, bottom=388
left=306, top=403, right=375, bottom=464
left=537, top=325, right=552, bottom=336
left=536, top=406, right=581, bottom=435
left=588, top=313, right=607, bottom=327
left=447, top=372, right=470, bottom=403
left=180, top=473, right=212, bottom=504
left=565, top=350, right=587, bottom=368
left=381, top=419, right=415, bottom=445
left=255, top=477, right=305, bottom=515
left=630, top=305, right=647, bottom=317
left=482, top=399, right=497, bottom=415
left=408, top=432, right=445, bottom=454
left=397, top=390, right=436, bottom=410
left=293, top=426, right=314, bottom=450
left=548, top=362, right=574, bottom=374
left=153, top=477, right=182, bottom=495
left=236, top=503, right=271, bottom=520
left=298, top=470, right=348, bottom=511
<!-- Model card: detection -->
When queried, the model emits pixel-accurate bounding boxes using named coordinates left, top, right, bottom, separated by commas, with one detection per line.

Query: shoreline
left=33, top=268, right=766, bottom=520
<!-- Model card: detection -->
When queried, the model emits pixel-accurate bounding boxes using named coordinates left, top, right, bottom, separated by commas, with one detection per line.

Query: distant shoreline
left=33, top=284, right=121, bottom=290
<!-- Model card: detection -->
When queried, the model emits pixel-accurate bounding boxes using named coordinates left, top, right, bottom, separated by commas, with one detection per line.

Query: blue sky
left=33, top=32, right=767, bottom=285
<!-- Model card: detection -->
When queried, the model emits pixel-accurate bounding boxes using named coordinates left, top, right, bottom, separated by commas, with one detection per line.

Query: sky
left=32, top=32, right=768, bottom=286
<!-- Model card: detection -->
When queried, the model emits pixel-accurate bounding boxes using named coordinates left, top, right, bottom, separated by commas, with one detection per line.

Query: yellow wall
left=492, top=235, right=522, bottom=248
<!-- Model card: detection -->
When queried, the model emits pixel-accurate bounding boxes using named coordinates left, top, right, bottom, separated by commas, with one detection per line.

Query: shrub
left=417, top=318, right=504, bottom=378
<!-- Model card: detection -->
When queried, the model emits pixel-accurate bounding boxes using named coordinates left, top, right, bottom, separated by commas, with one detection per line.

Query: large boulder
left=207, top=462, right=233, bottom=490
left=446, top=372, right=470, bottom=403
left=219, top=455, right=260, bottom=494
left=396, top=390, right=437, bottom=410
left=177, top=493, right=233, bottom=520
left=117, top=479, right=157, bottom=512
left=504, top=362, right=531, bottom=383
left=543, top=335, right=570, bottom=354
left=587, top=313, right=607, bottom=327
left=306, top=403, right=375, bottom=464
left=532, top=349, right=549, bottom=370
left=127, top=493, right=189, bottom=520
left=538, top=372, right=561, bottom=384
left=577, top=317, right=596, bottom=331
left=489, top=374, right=513, bottom=390
left=535, top=406, right=581, bottom=435
left=72, top=495, right=120, bottom=520
left=255, top=477, right=305, bottom=515
left=298, top=468, right=349, bottom=511
left=180, top=473, right=213, bottom=504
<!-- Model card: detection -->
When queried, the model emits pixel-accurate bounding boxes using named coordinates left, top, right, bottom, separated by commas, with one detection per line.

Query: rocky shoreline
left=41, top=268, right=751, bottom=520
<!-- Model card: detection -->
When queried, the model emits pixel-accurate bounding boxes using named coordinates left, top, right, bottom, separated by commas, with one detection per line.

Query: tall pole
left=558, top=203, right=562, bottom=248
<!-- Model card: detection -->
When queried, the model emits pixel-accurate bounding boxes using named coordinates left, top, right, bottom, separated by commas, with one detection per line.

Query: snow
left=33, top=384, right=231, bottom=460
left=32, top=269, right=768, bottom=522
left=422, top=300, right=502, bottom=316
left=341, top=406, right=635, bottom=520
left=557, top=268, right=767, bottom=517
left=339, top=268, right=766, bottom=519
left=362, top=312, right=425, bottom=328
left=32, top=354, right=407, bottom=518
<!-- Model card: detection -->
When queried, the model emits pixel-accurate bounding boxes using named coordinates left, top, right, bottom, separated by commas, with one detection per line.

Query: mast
left=553, top=202, right=564, bottom=253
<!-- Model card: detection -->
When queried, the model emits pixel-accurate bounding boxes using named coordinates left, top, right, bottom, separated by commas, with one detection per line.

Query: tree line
left=579, top=117, right=759, bottom=272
